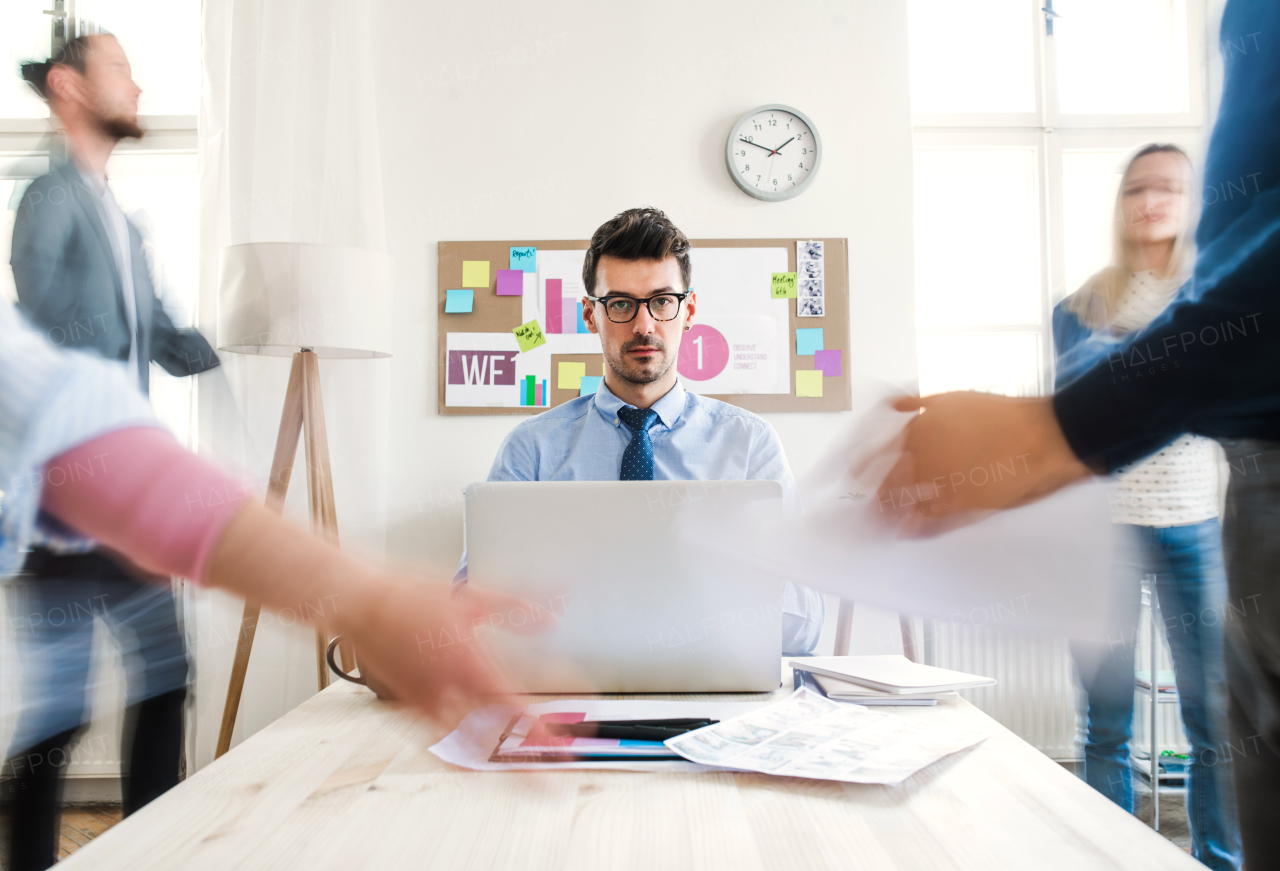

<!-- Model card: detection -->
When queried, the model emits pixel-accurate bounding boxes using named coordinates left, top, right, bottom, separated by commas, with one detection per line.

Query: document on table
left=429, top=698, right=772, bottom=773
left=664, top=687, right=991, bottom=785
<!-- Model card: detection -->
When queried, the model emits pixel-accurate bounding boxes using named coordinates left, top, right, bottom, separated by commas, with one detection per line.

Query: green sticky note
left=558, top=361, right=586, bottom=390
left=796, top=370, right=824, bottom=398
left=510, top=246, right=537, bottom=272
left=513, top=319, right=546, bottom=353
left=444, top=289, right=473, bottom=313
left=771, top=272, right=798, bottom=299
left=462, top=260, right=490, bottom=288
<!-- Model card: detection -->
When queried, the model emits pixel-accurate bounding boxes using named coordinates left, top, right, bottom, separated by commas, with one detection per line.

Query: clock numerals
left=728, top=107, right=819, bottom=200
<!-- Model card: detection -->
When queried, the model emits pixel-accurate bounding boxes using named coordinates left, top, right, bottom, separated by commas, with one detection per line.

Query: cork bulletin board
left=436, top=238, right=851, bottom=415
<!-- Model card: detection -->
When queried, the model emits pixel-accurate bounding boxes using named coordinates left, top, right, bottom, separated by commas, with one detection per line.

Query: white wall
left=374, top=1, right=919, bottom=583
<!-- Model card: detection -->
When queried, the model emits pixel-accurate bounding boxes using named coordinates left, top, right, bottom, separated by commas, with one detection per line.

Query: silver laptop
left=464, top=480, right=785, bottom=693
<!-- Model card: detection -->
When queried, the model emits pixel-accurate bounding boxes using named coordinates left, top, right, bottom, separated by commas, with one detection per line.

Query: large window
left=908, top=0, right=1209, bottom=397
left=1, top=4, right=200, bottom=444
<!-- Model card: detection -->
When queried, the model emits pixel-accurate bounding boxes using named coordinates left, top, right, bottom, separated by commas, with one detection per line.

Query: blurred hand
left=206, top=502, right=544, bottom=727
left=333, top=577, right=541, bottom=725
left=876, top=392, right=1092, bottom=529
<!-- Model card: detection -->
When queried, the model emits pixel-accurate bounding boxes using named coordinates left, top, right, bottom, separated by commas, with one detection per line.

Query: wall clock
left=725, top=104, right=822, bottom=202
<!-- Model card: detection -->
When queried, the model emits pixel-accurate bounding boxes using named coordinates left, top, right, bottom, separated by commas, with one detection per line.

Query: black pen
left=545, top=719, right=718, bottom=741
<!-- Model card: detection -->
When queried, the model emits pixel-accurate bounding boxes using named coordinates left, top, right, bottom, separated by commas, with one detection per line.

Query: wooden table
left=61, top=664, right=1198, bottom=870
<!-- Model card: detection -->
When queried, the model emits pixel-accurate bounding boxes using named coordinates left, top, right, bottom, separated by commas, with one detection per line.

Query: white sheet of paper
left=429, top=698, right=771, bottom=772
left=529, top=249, right=602, bottom=355
left=674, top=395, right=1133, bottom=644
left=678, top=314, right=778, bottom=394
left=684, top=248, right=790, bottom=395
left=444, top=332, right=550, bottom=408
left=665, top=687, right=991, bottom=784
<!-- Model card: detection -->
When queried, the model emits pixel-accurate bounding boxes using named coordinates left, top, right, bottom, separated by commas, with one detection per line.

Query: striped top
left=0, top=302, right=157, bottom=577
left=1108, top=271, right=1220, bottom=527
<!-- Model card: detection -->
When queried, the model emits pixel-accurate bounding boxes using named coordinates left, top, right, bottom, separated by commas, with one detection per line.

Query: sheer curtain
left=187, top=0, right=391, bottom=770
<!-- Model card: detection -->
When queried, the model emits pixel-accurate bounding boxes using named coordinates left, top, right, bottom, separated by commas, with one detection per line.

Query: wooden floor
left=0, top=804, right=122, bottom=868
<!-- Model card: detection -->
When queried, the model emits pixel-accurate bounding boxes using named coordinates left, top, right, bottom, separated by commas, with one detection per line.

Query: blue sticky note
left=579, top=376, right=602, bottom=397
left=795, top=328, right=824, bottom=356
left=510, top=246, right=537, bottom=273
left=445, top=289, right=473, bottom=313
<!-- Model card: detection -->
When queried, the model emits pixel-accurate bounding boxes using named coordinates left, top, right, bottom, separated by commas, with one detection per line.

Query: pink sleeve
left=39, top=426, right=256, bottom=584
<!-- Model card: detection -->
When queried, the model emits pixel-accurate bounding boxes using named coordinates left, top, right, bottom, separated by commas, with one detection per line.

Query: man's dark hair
left=583, top=207, right=692, bottom=295
left=20, top=35, right=103, bottom=100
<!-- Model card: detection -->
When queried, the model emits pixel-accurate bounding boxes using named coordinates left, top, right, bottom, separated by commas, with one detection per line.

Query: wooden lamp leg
left=215, top=353, right=307, bottom=759
left=300, top=351, right=348, bottom=688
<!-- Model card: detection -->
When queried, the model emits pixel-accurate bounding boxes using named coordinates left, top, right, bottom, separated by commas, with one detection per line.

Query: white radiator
left=925, top=606, right=1188, bottom=762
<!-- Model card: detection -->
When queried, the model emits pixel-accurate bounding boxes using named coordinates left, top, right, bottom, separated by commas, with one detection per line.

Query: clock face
left=725, top=105, right=822, bottom=202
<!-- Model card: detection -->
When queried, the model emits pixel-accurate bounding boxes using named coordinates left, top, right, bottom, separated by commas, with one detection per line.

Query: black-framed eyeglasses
left=586, top=292, right=690, bottom=324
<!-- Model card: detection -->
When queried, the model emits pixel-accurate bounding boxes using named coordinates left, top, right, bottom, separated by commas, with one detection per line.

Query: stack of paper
left=790, top=655, right=995, bottom=705
left=805, top=673, right=957, bottom=706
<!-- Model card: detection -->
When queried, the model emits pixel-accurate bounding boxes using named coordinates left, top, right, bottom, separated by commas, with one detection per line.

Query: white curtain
left=187, top=0, right=390, bottom=771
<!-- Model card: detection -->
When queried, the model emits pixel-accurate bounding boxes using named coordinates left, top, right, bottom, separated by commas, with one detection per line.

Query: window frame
left=1, top=17, right=199, bottom=446
left=909, top=0, right=1211, bottom=397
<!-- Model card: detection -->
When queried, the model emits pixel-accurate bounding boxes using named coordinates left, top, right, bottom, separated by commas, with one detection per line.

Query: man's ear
left=581, top=297, right=600, bottom=335
left=682, top=291, right=696, bottom=329
left=44, top=65, right=85, bottom=108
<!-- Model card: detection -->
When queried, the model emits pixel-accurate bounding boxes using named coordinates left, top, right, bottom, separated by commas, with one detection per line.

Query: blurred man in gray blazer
left=5, top=33, right=218, bottom=871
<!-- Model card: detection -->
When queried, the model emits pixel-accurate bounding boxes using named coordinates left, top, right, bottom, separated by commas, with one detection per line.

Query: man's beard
left=95, top=111, right=144, bottom=142
left=604, top=334, right=674, bottom=385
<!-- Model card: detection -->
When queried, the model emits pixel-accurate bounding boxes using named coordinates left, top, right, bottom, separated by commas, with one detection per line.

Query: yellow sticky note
left=558, top=361, right=586, bottom=390
left=796, top=370, right=824, bottom=398
left=513, top=319, right=546, bottom=353
left=771, top=272, right=798, bottom=299
left=462, top=260, right=490, bottom=288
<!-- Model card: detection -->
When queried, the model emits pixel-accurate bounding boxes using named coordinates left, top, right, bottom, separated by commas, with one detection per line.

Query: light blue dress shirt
left=0, top=303, right=157, bottom=576
left=455, top=379, right=825, bottom=654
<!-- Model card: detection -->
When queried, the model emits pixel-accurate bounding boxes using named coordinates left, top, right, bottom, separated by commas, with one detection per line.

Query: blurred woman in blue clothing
left=1054, top=144, right=1240, bottom=870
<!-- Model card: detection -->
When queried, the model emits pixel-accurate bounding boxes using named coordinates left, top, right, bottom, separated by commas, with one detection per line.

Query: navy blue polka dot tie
left=617, top=406, right=659, bottom=481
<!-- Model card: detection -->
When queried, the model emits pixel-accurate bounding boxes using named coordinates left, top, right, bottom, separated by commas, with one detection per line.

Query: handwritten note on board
left=796, top=370, right=824, bottom=397
left=462, top=261, right=490, bottom=288
left=510, top=247, right=537, bottom=272
left=771, top=272, right=798, bottom=299
left=557, top=361, right=586, bottom=390
left=513, top=319, right=547, bottom=353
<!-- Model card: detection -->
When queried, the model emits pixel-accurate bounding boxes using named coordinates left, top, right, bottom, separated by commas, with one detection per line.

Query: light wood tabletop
left=60, top=663, right=1199, bottom=870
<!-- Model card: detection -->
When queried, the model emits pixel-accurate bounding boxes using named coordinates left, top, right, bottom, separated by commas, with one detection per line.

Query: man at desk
left=455, top=207, right=823, bottom=654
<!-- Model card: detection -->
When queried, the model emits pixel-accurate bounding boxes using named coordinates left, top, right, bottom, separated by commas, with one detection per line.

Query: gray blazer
left=11, top=159, right=219, bottom=394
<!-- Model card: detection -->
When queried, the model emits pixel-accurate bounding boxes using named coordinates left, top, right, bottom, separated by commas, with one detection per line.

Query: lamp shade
left=217, top=242, right=394, bottom=358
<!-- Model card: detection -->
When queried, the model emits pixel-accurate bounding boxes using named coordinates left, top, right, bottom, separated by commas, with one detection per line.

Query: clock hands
left=738, top=135, right=797, bottom=157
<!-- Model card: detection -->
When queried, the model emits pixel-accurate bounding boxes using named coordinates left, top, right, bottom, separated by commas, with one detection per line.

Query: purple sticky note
left=496, top=269, right=524, bottom=296
left=814, top=349, right=842, bottom=377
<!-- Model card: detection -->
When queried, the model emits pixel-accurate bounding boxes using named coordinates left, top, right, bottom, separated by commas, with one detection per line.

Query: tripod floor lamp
left=214, top=241, right=392, bottom=758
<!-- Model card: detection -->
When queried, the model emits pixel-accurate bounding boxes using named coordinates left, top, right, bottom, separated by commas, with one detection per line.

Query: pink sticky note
left=496, top=269, right=524, bottom=296
left=814, top=349, right=842, bottom=377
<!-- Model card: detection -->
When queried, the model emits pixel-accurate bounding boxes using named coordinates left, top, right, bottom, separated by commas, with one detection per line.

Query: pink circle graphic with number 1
left=677, top=324, right=729, bottom=381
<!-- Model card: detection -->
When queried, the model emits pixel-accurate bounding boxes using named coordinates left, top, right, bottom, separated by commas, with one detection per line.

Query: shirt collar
left=593, top=378, right=688, bottom=430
